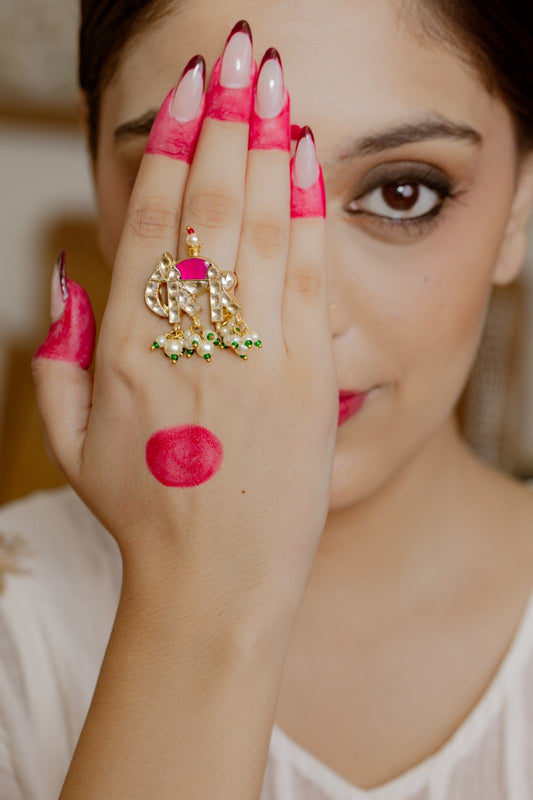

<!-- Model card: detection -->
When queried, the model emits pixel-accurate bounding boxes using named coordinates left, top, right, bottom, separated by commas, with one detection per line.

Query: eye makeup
left=343, top=160, right=463, bottom=239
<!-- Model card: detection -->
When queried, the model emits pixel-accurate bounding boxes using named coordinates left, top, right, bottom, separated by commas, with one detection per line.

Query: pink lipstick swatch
left=146, top=425, right=224, bottom=487
left=145, top=88, right=205, bottom=163
left=290, top=160, right=326, bottom=218
left=33, top=280, right=96, bottom=369
left=249, top=92, right=290, bottom=151
left=205, top=57, right=257, bottom=124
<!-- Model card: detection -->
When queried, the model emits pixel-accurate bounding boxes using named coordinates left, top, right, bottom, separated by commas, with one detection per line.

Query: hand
left=33, top=24, right=337, bottom=618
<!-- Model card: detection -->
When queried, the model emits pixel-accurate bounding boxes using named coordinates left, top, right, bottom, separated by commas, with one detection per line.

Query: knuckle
left=96, top=336, right=139, bottom=394
left=129, top=197, right=179, bottom=241
left=285, top=265, right=323, bottom=301
left=186, top=189, right=240, bottom=229
left=242, top=214, right=287, bottom=259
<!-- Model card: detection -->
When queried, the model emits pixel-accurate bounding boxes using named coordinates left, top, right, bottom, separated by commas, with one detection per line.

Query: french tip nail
left=299, top=125, right=315, bottom=143
left=229, top=20, right=252, bottom=42
left=260, top=47, right=281, bottom=69
left=294, top=127, right=319, bottom=190
left=51, top=249, right=68, bottom=322
left=181, top=54, right=206, bottom=80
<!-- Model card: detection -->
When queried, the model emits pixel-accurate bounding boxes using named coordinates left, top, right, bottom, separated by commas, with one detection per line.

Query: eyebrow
left=114, top=110, right=159, bottom=142
left=114, top=110, right=483, bottom=159
left=338, top=116, right=482, bottom=160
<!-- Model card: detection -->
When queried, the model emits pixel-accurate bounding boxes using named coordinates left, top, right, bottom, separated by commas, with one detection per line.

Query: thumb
left=32, top=251, right=96, bottom=480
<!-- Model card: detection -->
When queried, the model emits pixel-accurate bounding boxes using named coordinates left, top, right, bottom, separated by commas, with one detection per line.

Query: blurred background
left=0, top=0, right=110, bottom=503
left=1, top=0, right=533, bottom=505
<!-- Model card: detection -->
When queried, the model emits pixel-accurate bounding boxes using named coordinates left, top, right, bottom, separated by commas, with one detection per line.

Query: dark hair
left=79, top=0, right=172, bottom=156
left=411, top=1, right=533, bottom=151
left=79, top=1, right=533, bottom=154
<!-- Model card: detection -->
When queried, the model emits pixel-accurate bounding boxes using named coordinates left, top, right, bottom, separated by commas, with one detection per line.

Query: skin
left=34, top=0, right=533, bottom=793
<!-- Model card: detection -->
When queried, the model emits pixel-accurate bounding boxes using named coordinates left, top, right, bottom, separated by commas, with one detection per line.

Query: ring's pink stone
left=178, top=257, right=211, bottom=280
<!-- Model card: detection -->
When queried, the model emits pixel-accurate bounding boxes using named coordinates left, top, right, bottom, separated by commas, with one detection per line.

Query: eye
left=348, top=180, right=443, bottom=220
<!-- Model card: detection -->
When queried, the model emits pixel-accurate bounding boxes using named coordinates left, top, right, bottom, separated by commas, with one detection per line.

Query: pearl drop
left=236, top=342, right=249, bottom=356
left=156, top=335, right=168, bottom=348
left=164, top=339, right=183, bottom=357
left=197, top=340, right=214, bottom=357
left=224, top=333, right=240, bottom=348
left=219, top=325, right=231, bottom=338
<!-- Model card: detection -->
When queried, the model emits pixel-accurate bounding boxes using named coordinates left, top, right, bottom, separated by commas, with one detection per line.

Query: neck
left=314, top=417, right=481, bottom=595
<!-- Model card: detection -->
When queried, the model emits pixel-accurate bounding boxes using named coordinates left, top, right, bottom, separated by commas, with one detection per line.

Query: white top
left=0, top=487, right=532, bottom=800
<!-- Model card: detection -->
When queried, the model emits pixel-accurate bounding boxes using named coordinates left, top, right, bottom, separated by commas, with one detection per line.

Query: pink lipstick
left=338, top=391, right=367, bottom=426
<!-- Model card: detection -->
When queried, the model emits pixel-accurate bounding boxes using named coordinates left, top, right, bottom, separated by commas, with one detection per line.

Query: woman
left=1, top=0, right=533, bottom=797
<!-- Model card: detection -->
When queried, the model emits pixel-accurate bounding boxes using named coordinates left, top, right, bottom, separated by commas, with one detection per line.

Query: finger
left=178, top=21, right=256, bottom=270
left=32, top=252, right=95, bottom=479
left=109, top=55, right=206, bottom=315
left=283, top=128, right=329, bottom=351
left=234, top=49, right=291, bottom=340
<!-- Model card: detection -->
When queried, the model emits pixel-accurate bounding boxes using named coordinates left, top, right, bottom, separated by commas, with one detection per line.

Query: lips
left=338, top=391, right=368, bottom=426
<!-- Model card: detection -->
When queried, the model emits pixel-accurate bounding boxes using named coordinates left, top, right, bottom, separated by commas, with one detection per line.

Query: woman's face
left=93, top=0, right=530, bottom=511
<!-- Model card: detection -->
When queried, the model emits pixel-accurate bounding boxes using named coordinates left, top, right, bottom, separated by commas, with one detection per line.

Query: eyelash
left=344, top=167, right=459, bottom=237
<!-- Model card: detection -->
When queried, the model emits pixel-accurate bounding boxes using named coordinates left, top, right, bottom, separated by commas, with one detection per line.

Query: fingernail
left=50, top=249, right=69, bottom=322
left=34, top=255, right=96, bottom=369
left=220, top=20, right=253, bottom=89
left=293, top=127, right=319, bottom=189
left=255, top=49, right=284, bottom=119
left=171, top=55, right=206, bottom=122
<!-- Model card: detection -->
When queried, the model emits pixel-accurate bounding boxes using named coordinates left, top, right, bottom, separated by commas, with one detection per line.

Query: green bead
left=245, top=339, right=252, bottom=348
left=152, top=342, right=160, bottom=349
left=203, top=354, right=211, bottom=361
left=240, top=354, right=248, bottom=360
left=254, top=340, right=262, bottom=347
left=206, top=332, right=214, bottom=341
left=171, top=354, right=179, bottom=361
left=221, top=344, right=229, bottom=349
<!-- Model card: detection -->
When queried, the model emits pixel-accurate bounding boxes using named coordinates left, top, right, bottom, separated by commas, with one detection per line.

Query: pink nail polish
left=146, top=56, right=206, bottom=163
left=170, top=55, right=206, bottom=121
left=50, top=249, right=68, bottom=322
left=34, top=254, right=96, bottom=369
left=293, top=127, right=319, bottom=189
left=205, top=21, right=257, bottom=124
left=290, top=127, right=326, bottom=218
left=220, top=21, right=253, bottom=88
left=249, top=48, right=290, bottom=151
left=256, top=49, right=284, bottom=118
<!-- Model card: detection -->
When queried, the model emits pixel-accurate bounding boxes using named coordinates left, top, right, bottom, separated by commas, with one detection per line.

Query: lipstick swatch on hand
left=146, top=425, right=223, bottom=487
